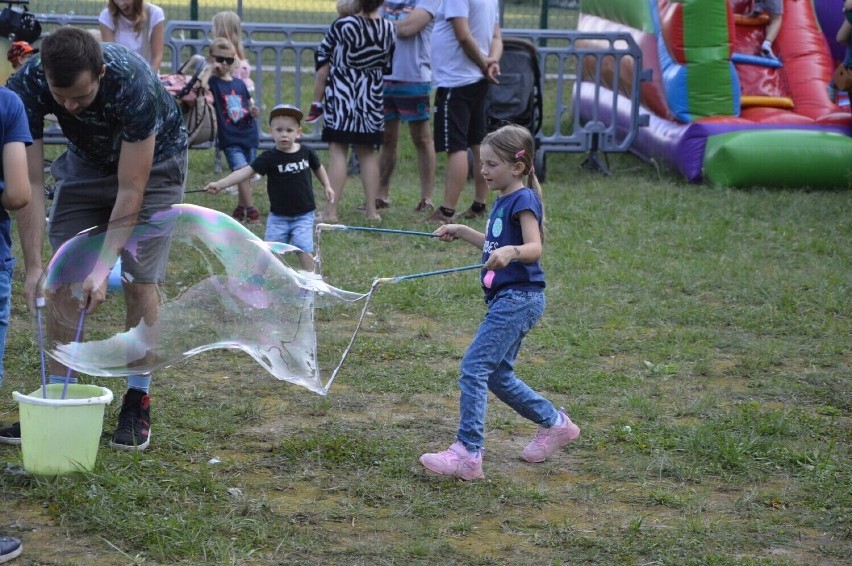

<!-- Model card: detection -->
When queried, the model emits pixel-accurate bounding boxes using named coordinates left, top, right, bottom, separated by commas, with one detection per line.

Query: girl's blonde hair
left=108, top=0, right=146, bottom=35
left=481, top=123, right=545, bottom=240
left=211, top=11, right=245, bottom=60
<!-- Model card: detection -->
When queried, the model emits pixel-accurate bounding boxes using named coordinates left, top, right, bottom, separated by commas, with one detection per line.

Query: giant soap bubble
left=39, top=204, right=369, bottom=395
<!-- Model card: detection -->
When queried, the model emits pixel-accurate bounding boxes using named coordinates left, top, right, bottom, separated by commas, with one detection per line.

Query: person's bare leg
left=237, top=178, right=254, bottom=209
left=409, top=119, right=435, bottom=205
left=355, top=144, right=380, bottom=220
left=324, top=142, right=348, bottom=222
left=297, top=251, right=315, bottom=271
left=440, top=149, right=469, bottom=211
left=765, top=14, right=782, bottom=44
left=378, top=118, right=400, bottom=204
left=124, top=282, right=161, bottom=369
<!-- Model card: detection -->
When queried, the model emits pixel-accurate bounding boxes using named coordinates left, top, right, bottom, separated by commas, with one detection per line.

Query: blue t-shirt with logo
left=0, top=87, right=32, bottom=270
left=481, top=187, right=545, bottom=300
left=208, top=76, right=258, bottom=150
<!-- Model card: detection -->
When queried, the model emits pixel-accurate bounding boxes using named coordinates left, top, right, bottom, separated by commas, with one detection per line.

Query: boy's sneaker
left=0, top=422, right=21, bottom=445
left=232, top=206, right=246, bottom=223
left=110, top=388, right=151, bottom=451
left=420, top=441, right=484, bottom=480
left=305, top=102, right=323, bottom=124
left=246, top=207, right=261, bottom=224
left=0, top=536, right=22, bottom=563
left=521, top=409, right=580, bottom=463
left=760, top=40, right=777, bottom=61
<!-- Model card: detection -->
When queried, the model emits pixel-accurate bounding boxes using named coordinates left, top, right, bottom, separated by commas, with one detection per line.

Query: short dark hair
left=39, top=27, right=103, bottom=88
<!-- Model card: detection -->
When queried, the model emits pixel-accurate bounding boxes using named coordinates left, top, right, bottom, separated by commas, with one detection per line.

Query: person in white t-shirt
left=423, top=0, right=502, bottom=224
left=99, top=0, right=165, bottom=72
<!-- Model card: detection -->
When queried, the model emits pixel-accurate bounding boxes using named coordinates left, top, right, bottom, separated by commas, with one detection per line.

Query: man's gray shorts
left=49, top=149, right=188, bottom=284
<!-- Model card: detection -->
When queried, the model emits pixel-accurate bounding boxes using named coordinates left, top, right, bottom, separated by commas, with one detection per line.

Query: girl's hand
left=433, top=223, right=463, bottom=241
left=204, top=182, right=222, bottom=194
left=483, top=245, right=518, bottom=271
left=250, top=105, right=260, bottom=118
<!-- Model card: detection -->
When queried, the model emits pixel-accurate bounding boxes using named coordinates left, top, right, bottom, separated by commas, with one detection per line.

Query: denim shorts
left=223, top=145, right=257, bottom=171
left=264, top=211, right=315, bottom=253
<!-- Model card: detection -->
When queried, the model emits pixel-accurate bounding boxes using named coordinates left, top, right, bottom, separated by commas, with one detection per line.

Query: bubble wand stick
left=35, top=297, right=48, bottom=398
left=61, top=308, right=87, bottom=400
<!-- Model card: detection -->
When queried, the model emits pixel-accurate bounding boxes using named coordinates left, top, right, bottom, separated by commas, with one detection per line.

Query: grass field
left=0, top=138, right=849, bottom=563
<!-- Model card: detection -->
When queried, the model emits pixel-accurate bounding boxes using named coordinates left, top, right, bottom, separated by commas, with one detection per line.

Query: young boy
left=206, top=37, right=261, bottom=223
left=204, top=104, right=334, bottom=271
left=6, top=41, right=38, bottom=73
left=751, top=0, right=801, bottom=60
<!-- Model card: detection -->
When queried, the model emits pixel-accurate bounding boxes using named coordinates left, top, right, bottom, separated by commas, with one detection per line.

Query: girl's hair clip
left=514, top=149, right=526, bottom=159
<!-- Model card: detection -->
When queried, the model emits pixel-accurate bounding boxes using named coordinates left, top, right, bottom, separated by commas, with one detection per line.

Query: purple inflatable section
left=578, top=83, right=851, bottom=182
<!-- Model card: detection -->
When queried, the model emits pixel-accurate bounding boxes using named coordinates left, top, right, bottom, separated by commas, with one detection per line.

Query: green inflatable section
left=580, top=0, right=655, bottom=34
left=704, top=130, right=852, bottom=188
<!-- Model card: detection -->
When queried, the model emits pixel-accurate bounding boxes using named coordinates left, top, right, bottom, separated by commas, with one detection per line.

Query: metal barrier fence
left=30, top=0, right=578, bottom=30
left=38, top=15, right=649, bottom=177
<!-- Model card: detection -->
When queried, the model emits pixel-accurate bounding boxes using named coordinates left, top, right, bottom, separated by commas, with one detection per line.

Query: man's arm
left=395, top=8, right=433, bottom=38
left=16, top=140, right=46, bottom=309
left=80, top=136, right=155, bottom=312
left=486, top=22, right=503, bottom=82
left=450, top=17, right=491, bottom=75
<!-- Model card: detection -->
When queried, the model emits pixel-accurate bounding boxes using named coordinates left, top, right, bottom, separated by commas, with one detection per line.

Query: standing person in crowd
left=6, top=41, right=38, bottom=77
left=423, top=0, right=502, bottom=224
left=751, top=0, right=800, bottom=61
left=0, top=85, right=32, bottom=565
left=420, top=124, right=580, bottom=480
left=99, top=0, right=165, bottom=72
left=831, top=0, right=852, bottom=108
left=204, top=104, right=335, bottom=272
left=315, top=0, right=396, bottom=223
left=206, top=38, right=261, bottom=224
left=1, top=27, right=188, bottom=450
left=377, top=0, right=439, bottom=213
left=210, top=10, right=256, bottom=175
left=305, top=0, right=359, bottom=124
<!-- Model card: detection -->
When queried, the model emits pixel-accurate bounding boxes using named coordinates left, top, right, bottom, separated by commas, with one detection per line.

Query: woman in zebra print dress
left=316, top=0, right=396, bottom=222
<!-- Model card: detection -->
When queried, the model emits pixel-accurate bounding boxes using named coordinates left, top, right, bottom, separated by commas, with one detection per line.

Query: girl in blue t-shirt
left=420, top=124, right=581, bottom=480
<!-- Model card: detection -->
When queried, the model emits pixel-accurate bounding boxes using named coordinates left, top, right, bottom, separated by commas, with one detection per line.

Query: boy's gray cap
left=269, top=104, right=304, bottom=123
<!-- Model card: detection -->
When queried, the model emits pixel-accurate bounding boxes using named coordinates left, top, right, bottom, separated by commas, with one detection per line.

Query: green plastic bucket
left=12, top=384, right=113, bottom=476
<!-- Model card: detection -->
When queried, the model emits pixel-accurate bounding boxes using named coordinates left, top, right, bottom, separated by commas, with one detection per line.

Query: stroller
left=477, top=38, right=545, bottom=178
left=484, top=38, right=543, bottom=139
left=160, top=54, right=217, bottom=147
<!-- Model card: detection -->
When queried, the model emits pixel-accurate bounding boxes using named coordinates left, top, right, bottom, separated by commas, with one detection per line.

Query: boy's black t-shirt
left=250, top=145, right=321, bottom=217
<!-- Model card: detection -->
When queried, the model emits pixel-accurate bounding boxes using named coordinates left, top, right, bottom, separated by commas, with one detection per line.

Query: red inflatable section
left=659, top=1, right=685, bottom=64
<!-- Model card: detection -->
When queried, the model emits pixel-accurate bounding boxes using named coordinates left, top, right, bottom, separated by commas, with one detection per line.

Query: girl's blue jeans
left=457, top=288, right=558, bottom=452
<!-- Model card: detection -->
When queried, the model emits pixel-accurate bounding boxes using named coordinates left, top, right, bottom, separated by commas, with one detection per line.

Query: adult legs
left=409, top=119, right=436, bottom=207
left=378, top=118, right=400, bottom=204
left=323, top=142, right=349, bottom=222
left=354, top=144, right=381, bottom=220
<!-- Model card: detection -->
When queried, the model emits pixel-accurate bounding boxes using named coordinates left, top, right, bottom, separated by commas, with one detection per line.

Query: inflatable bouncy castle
left=577, top=0, right=852, bottom=187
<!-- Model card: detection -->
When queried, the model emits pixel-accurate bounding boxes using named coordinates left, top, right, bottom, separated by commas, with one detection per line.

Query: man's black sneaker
left=109, top=389, right=151, bottom=451
left=0, top=422, right=21, bottom=445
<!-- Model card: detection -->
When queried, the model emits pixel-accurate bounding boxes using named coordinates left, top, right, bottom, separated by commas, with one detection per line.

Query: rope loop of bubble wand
left=313, top=223, right=438, bottom=275
left=321, top=263, right=484, bottom=393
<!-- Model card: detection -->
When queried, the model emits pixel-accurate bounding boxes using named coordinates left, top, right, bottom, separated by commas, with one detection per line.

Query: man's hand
left=80, top=269, right=110, bottom=314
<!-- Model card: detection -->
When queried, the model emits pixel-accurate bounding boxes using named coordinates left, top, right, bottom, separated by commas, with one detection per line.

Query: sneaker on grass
left=0, top=422, right=21, bottom=445
left=110, top=388, right=151, bottom=451
left=521, top=408, right=580, bottom=463
left=420, top=440, right=484, bottom=480
left=0, top=536, right=22, bottom=564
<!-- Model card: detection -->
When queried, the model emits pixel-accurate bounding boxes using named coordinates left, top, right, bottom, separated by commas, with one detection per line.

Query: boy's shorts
left=433, top=80, right=489, bottom=153
left=264, top=212, right=315, bottom=254
left=49, top=149, right=188, bottom=284
left=383, top=81, right=432, bottom=123
left=223, top=145, right=257, bottom=171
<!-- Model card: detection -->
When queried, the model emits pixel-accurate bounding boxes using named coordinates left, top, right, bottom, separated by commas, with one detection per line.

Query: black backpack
left=0, top=3, right=41, bottom=43
left=484, top=38, right=543, bottom=135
